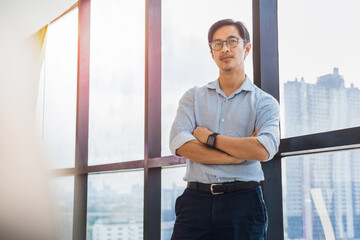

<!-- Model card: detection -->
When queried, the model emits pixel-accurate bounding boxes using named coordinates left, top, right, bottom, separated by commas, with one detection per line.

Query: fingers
left=235, top=159, right=246, bottom=164
left=251, top=128, right=259, bottom=137
left=192, top=126, right=198, bottom=135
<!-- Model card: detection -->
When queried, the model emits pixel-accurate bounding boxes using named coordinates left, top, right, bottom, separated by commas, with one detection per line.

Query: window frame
left=48, top=0, right=360, bottom=239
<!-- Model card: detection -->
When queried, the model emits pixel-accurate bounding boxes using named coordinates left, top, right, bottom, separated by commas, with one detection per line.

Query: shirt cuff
left=170, top=132, right=196, bottom=156
left=255, top=134, right=276, bottom=161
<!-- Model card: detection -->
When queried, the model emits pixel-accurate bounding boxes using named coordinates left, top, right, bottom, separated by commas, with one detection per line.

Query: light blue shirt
left=169, top=76, right=280, bottom=183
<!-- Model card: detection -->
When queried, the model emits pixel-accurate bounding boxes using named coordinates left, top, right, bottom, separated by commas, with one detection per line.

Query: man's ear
left=244, top=43, right=252, bottom=59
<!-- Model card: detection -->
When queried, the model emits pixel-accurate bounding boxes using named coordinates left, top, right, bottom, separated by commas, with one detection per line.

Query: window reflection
left=282, top=150, right=360, bottom=239
left=161, top=166, right=187, bottom=239
left=36, top=8, right=78, bottom=169
left=51, top=176, right=74, bottom=240
left=87, top=171, right=144, bottom=240
left=88, top=0, right=145, bottom=165
left=279, top=0, right=360, bottom=138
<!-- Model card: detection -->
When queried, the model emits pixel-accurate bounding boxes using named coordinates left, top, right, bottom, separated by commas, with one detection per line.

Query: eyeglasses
left=209, top=37, right=241, bottom=51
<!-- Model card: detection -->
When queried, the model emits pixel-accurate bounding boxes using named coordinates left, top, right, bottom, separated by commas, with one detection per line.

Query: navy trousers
left=171, top=186, right=268, bottom=240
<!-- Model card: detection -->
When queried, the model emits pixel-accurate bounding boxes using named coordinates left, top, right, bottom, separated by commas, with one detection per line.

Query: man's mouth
left=220, top=55, right=233, bottom=61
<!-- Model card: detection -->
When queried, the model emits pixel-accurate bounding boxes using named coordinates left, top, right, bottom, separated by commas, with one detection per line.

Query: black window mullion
left=253, top=0, right=284, bottom=240
left=280, top=127, right=360, bottom=156
left=73, top=0, right=91, bottom=239
left=144, top=0, right=162, bottom=239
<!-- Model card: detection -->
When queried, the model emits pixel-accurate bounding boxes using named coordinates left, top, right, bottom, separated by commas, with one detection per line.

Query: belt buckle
left=210, top=184, right=224, bottom=195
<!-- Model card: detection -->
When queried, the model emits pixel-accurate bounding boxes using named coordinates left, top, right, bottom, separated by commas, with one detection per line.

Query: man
left=169, top=19, right=280, bottom=240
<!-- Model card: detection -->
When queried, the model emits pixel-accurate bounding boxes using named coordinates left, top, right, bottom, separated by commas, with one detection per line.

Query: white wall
left=0, top=0, right=77, bottom=40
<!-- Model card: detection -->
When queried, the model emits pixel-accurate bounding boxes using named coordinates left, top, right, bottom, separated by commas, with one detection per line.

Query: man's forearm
left=192, top=126, right=269, bottom=161
left=215, top=135, right=269, bottom=161
left=176, top=140, right=245, bottom=165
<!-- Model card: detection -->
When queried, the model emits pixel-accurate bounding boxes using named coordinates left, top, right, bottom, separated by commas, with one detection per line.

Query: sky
left=278, top=0, right=360, bottom=88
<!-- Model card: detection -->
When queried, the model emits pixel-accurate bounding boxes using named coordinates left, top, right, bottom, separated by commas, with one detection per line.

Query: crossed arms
left=169, top=88, right=280, bottom=165
left=176, top=127, right=268, bottom=164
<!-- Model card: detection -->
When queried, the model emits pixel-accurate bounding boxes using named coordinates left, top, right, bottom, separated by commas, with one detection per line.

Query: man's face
left=210, top=25, right=251, bottom=72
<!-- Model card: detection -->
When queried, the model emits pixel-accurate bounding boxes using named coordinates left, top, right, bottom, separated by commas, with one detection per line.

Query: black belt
left=187, top=181, right=260, bottom=195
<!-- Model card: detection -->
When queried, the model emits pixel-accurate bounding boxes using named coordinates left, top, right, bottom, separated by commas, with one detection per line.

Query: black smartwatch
left=206, top=132, right=219, bottom=149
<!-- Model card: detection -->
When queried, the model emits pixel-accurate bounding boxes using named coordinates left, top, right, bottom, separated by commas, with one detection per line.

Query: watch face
left=207, top=136, right=215, bottom=146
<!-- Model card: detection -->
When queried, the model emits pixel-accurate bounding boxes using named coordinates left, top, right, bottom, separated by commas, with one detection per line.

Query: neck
left=218, top=67, right=246, bottom=97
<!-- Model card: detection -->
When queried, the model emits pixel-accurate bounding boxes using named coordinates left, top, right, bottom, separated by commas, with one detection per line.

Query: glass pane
left=279, top=0, right=360, bottom=138
left=87, top=171, right=144, bottom=240
left=161, top=166, right=187, bottom=239
left=282, top=149, right=360, bottom=239
left=36, top=9, right=78, bottom=169
left=88, top=0, right=145, bottom=165
left=161, top=0, right=253, bottom=156
left=51, top=176, right=74, bottom=240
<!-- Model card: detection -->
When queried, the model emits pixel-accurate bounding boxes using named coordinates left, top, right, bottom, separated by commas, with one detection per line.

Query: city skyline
left=283, top=67, right=360, bottom=239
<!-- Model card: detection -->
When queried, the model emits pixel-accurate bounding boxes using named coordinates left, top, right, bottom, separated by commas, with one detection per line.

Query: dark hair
left=208, top=19, right=250, bottom=49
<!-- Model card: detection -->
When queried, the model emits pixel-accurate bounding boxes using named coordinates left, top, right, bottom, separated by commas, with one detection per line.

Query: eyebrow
left=212, top=35, right=239, bottom=41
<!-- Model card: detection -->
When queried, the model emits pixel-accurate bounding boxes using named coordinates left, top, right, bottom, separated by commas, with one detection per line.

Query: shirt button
left=221, top=118, right=225, bottom=122
left=225, top=99, right=228, bottom=102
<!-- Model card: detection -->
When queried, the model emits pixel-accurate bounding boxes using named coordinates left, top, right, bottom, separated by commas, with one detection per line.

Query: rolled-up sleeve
left=255, top=94, right=280, bottom=161
left=169, top=88, right=197, bottom=156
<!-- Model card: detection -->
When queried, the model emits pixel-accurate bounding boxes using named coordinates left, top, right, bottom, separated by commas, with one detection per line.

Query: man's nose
left=221, top=42, right=230, bottom=52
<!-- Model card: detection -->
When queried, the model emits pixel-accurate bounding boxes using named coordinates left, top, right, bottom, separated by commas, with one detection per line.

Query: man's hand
left=192, top=126, right=212, bottom=144
left=251, top=128, right=259, bottom=137
left=232, top=158, right=246, bottom=164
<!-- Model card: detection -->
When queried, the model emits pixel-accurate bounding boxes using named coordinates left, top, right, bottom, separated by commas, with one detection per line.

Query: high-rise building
left=92, top=218, right=143, bottom=240
left=283, top=68, right=360, bottom=239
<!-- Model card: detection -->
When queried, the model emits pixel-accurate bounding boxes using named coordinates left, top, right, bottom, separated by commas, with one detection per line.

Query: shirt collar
left=206, top=75, right=254, bottom=97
